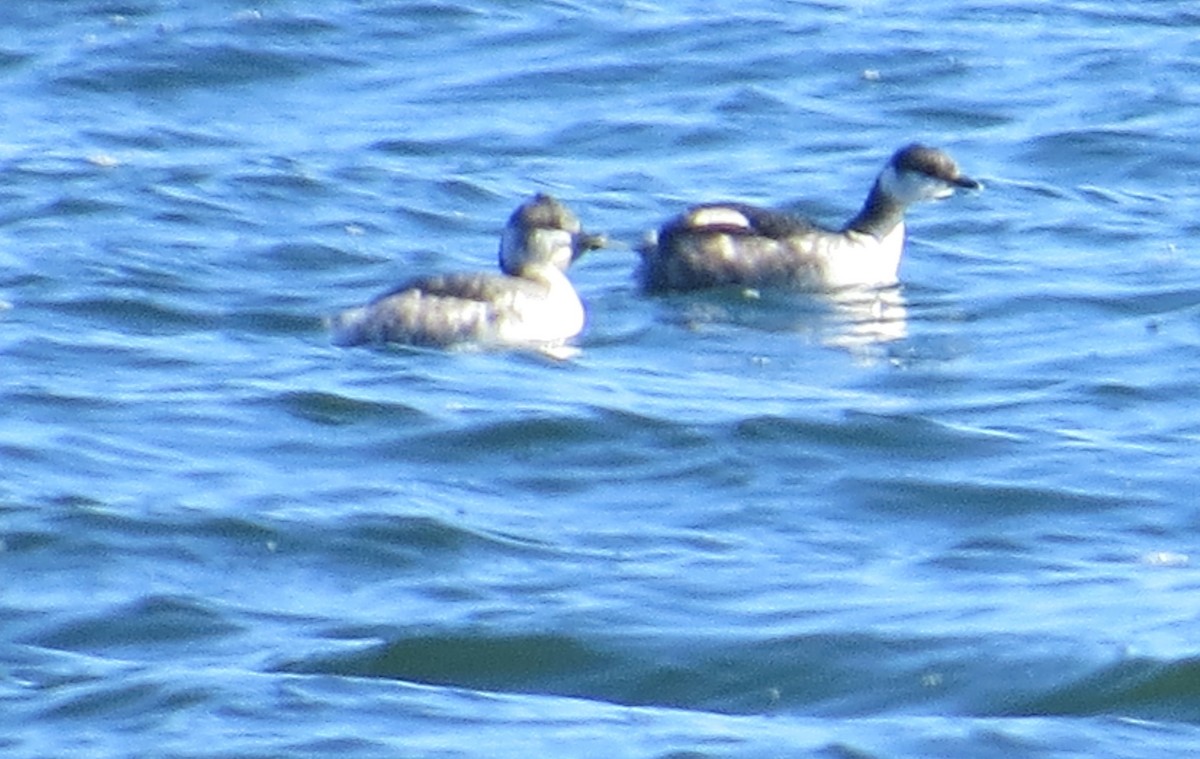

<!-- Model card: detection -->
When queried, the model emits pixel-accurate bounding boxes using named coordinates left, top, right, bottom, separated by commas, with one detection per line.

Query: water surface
left=4, top=2, right=1200, bottom=757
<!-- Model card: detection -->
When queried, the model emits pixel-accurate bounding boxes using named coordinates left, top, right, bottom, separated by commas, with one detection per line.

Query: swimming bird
left=638, top=144, right=980, bottom=293
left=329, top=193, right=605, bottom=350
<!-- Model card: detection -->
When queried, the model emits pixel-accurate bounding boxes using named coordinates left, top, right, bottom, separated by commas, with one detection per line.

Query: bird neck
left=843, top=179, right=908, bottom=240
left=515, top=260, right=573, bottom=289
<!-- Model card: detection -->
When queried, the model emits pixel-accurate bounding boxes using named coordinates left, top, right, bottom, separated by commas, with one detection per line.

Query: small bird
left=638, top=144, right=980, bottom=293
left=329, top=193, right=604, bottom=350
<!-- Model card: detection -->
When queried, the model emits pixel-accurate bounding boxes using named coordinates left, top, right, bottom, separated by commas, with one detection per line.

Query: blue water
left=5, top=1, right=1200, bottom=757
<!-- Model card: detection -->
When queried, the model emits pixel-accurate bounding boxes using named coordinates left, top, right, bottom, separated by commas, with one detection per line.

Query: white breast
left=818, top=223, right=905, bottom=290
left=493, top=265, right=585, bottom=345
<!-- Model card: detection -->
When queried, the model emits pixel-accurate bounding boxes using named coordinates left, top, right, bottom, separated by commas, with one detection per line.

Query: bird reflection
left=663, top=284, right=909, bottom=360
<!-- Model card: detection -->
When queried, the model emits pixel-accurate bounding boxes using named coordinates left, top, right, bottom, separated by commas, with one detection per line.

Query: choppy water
left=5, top=2, right=1200, bottom=757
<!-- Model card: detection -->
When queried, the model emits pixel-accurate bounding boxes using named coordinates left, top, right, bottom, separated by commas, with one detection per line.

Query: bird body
left=639, top=144, right=979, bottom=293
left=329, top=194, right=602, bottom=350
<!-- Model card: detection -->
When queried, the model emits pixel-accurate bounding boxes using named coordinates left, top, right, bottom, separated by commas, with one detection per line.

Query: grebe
left=329, top=194, right=604, bottom=350
left=638, top=144, right=979, bottom=293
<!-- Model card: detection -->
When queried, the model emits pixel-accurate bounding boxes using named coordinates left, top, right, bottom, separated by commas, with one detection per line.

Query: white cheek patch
left=502, top=227, right=574, bottom=271
left=686, top=206, right=752, bottom=231
left=529, top=227, right=573, bottom=250
left=529, top=228, right=575, bottom=269
left=878, top=164, right=909, bottom=201
left=879, top=164, right=957, bottom=204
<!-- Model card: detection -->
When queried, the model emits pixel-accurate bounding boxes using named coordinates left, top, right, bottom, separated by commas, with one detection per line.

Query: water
left=4, top=1, right=1200, bottom=756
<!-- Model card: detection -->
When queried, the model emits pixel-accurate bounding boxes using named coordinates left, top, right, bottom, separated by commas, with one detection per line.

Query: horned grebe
left=638, top=144, right=979, bottom=293
left=329, top=194, right=604, bottom=350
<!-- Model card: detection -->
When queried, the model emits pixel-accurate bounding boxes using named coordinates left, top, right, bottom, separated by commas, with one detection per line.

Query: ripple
left=56, top=39, right=354, bottom=94
left=1002, top=655, right=1200, bottom=722
left=26, top=595, right=240, bottom=654
left=273, top=627, right=1109, bottom=718
left=273, top=389, right=428, bottom=427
